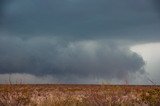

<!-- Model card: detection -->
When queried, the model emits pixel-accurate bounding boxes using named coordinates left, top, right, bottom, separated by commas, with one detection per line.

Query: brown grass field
left=0, top=84, right=160, bottom=106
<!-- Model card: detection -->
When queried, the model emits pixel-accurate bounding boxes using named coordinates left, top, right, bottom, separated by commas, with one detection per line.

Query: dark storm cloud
left=152, top=0, right=160, bottom=20
left=0, top=0, right=5, bottom=14
left=153, top=0, right=160, bottom=12
left=1, top=0, right=160, bottom=40
left=0, top=0, right=6, bottom=22
left=0, top=0, right=158, bottom=83
left=0, top=36, right=145, bottom=82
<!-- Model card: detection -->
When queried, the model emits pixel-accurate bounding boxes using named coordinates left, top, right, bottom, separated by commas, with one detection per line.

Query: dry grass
left=0, top=84, right=160, bottom=106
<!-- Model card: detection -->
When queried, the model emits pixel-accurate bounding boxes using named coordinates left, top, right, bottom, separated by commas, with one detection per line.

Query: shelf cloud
left=0, top=36, right=145, bottom=83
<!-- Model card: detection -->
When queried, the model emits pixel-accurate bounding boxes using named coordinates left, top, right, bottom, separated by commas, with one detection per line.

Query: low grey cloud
left=0, top=73, right=58, bottom=84
left=0, top=36, right=145, bottom=83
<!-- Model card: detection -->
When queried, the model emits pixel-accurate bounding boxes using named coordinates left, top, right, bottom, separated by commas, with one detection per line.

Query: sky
left=0, top=0, right=160, bottom=84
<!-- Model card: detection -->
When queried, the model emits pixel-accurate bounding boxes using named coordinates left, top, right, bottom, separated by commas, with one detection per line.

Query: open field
left=0, top=84, right=160, bottom=106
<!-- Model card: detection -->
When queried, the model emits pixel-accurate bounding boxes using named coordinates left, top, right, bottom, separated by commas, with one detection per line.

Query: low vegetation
left=0, top=84, right=160, bottom=106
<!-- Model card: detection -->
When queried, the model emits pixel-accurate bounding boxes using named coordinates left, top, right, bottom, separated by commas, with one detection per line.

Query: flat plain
left=0, top=84, right=160, bottom=106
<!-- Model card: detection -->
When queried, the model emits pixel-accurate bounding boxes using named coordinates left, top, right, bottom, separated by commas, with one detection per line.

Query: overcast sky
left=0, top=0, right=160, bottom=84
